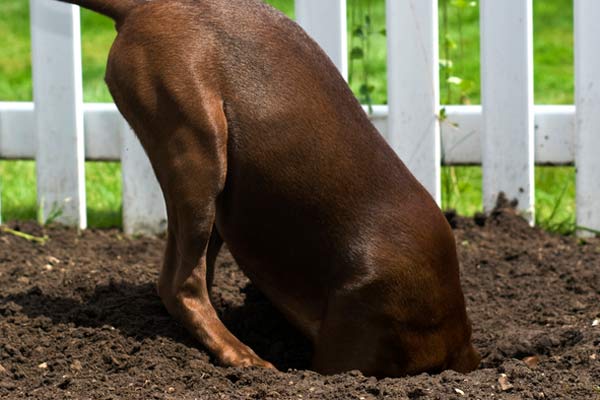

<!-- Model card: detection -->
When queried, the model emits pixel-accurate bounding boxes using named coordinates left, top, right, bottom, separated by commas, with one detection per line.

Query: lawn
left=0, top=0, right=577, bottom=232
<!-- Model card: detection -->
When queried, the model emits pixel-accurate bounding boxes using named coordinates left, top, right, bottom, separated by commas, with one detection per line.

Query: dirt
left=1, top=205, right=599, bottom=399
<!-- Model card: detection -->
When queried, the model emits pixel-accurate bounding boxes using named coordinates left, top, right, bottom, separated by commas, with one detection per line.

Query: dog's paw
left=217, top=345, right=275, bottom=370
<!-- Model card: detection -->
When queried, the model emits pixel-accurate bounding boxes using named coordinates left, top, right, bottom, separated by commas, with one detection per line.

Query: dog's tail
left=55, top=0, right=139, bottom=21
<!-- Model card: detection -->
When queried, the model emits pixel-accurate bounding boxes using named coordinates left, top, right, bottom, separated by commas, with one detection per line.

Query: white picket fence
left=0, top=0, right=599, bottom=236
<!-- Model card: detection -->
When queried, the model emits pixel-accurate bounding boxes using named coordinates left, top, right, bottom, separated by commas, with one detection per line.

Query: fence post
left=480, top=0, right=534, bottom=222
left=574, top=0, right=600, bottom=237
left=30, top=0, right=86, bottom=228
left=121, top=125, right=167, bottom=235
left=386, top=0, right=441, bottom=204
left=295, top=0, right=348, bottom=80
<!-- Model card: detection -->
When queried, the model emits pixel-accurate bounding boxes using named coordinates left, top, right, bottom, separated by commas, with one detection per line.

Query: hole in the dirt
left=225, top=373, right=241, bottom=383
left=407, top=388, right=426, bottom=399
left=217, top=282, right=313, bottom=371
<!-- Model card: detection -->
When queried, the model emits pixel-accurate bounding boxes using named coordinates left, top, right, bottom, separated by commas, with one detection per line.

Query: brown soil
left=1, top=206, right=599, bottom=399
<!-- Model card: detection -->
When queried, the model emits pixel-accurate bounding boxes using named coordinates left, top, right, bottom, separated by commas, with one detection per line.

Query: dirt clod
left=46, top=256, right=60, bottom=265
left=70, top=360, right=82, bottom=372
left=16, top=277, right=29, bottom=285
left=1, top=210, right=600, bottom=399
left=522, top=356, right=540, bottom=368
left=498, top=374, right=513, bottom=391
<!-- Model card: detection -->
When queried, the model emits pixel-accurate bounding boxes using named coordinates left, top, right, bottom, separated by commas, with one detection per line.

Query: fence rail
left=0, top=0, right=598, bottom=236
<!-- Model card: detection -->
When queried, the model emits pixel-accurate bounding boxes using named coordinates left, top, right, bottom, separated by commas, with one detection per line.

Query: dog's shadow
left=2, top=278, right=312, bottom=371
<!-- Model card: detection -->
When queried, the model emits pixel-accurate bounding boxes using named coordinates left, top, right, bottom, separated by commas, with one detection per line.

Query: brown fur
left=56, top=0, right=480, bottom=376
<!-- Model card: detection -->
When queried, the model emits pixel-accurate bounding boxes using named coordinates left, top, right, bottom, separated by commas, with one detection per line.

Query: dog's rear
left=53, top=0, right=480, bottom=376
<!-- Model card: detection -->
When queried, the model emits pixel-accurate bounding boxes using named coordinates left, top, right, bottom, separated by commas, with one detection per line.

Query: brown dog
left=56, top=0, right=480, bottom=376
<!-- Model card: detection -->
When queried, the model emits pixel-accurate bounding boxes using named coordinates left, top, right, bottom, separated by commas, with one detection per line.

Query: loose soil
left=1, top=205, right=599, bottom=399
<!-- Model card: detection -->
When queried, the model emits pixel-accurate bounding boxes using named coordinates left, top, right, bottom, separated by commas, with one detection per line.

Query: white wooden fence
left=0, top=0, right=598, bottom=236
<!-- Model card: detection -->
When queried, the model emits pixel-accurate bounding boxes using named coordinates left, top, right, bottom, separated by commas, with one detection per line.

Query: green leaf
left=451, top=0, right=476, bottom=8
left=350, top=47, right=364, bottom=60
left=353, top=27, right=364, bottom=38
left=438, top=107, right=448, bottom=122
left=459, top=79, right=475, bottom=92
left=379, top=28, right=387, bottom=37
left=444, top=35, right=458, bottom=50
left=359, top=83, right=375, bottom=96
left=451, top=0, right=469, bottom=8
left=439, top=59, right=454, bottom=69
left=447, top=76, right=463, bottom=85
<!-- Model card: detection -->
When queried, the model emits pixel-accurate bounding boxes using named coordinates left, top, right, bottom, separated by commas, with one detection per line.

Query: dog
left=54, top=0, right=480, bottom=377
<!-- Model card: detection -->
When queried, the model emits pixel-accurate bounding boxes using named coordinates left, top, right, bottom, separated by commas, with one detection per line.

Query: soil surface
left=1, top=206, right=599, bottom=399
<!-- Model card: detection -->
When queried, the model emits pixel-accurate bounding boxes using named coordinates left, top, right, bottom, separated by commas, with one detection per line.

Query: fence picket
left=574, top=0, right=600, bottom=236
left=386, top=0, right=441, bottom=203
left=30, top=0, right=86, bottom=228
left=121, top=126, right=167, bottom=235
left=480, top=0, right=534, bottom=222
left=295, top=0, right=348, bottom=80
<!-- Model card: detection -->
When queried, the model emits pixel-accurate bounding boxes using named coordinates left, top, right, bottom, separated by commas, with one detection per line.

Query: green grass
left=0, top=0, right=579, bottom=233
left=0, top=1, right=32, bottom=101
left=80, top=10, right=116, bottom=102
left=0, top=160, right=122, bottom=228
left=84, top=161, right=122, bottom=228
left=0, top=161, right=36, bottom=222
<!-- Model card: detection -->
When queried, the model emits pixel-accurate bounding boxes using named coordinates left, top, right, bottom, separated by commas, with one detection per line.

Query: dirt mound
left=1, top=210, right=599, bottom=399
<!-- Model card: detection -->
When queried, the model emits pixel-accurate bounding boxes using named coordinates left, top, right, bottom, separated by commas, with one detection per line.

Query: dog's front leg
left=148, top=106, right=272, bottom=369
left=158, top=212, right=273, bottom=369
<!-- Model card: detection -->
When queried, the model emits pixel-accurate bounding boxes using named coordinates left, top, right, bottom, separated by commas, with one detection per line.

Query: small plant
left=535, top=177, right=575, bottom=234
left=37, top=196, right=66, bottom=226
left=348, top=0, right=385, bottom=114
left=439, top=0, right=478, bottom=212
left=440, top=0, right=477, bottom=106
left=575, top=226, right=600, bottom=237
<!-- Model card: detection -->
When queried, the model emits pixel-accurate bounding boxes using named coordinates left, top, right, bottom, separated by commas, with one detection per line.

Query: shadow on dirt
left=1, top=280, right=312, bottom=370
